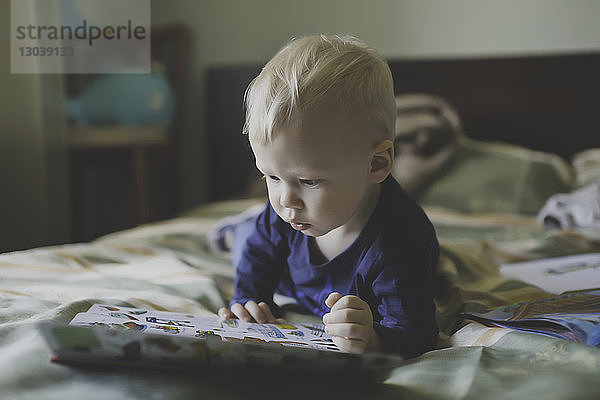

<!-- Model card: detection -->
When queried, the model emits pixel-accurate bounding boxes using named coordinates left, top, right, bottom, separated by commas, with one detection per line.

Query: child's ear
left=369, top=139, right=394, bottom=183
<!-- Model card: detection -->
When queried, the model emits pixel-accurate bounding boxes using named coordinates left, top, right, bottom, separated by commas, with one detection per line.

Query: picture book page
left=70, top=304, right=340, bottom=352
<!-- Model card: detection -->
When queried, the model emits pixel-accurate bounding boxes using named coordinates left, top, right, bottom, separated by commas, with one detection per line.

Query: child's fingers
left=228, top=301, right=276, bottom=323
left=217, top=307, right=233, bottom=320
left=257, top=302, right=276, bottom=323
left=243, top=300, right=270, bottom=323
left=323, top=308, right=370, bottom=325
left=325, top=322, right=368, bottom=341
left=329, top=295, right=368, bottom=312
left=325, top=292, right=343, bottom=308
left=230, top=303, right=252, bottom=322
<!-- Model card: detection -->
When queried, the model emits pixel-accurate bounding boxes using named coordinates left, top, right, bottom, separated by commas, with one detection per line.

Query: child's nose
left=280, top=187, right=303, bottom=209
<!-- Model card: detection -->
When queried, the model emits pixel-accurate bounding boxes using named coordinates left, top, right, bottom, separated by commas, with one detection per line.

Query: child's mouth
left=290, top=222, right=311, bottom=231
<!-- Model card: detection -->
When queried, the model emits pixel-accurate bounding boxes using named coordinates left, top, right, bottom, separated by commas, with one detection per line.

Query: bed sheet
left=1, top=199, right=600, bottom=400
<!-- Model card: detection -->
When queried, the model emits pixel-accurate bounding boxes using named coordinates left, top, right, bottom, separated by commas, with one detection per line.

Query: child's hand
left=218, top=301, right=279, bottom=324
left=322, top=292, right=380, bottom=353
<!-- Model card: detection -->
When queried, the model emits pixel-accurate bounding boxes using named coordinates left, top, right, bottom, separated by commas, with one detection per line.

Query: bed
left=2, top=52, right=600, bottom=400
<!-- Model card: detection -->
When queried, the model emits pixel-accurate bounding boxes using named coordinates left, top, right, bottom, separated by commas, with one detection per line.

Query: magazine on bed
left=461, top=289, right=600, bottom=347
left=39, top=304, right=403, bottom=378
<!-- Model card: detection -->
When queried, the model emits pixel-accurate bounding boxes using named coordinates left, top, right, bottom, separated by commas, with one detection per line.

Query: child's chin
left=301, top=228, right=329, bottom=238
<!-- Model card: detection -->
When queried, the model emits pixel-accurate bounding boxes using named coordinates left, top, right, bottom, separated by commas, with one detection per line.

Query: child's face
left=250, top=107, right=380, bottom=238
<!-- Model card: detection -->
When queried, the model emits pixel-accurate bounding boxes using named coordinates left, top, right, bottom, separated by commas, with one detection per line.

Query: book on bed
left=461, top=289, right=600, bottom=347
left=39, top=304, right=403, bottom=378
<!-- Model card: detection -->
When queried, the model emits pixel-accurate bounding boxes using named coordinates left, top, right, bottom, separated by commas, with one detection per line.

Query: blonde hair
left=243, top=34, right=396, bottom=144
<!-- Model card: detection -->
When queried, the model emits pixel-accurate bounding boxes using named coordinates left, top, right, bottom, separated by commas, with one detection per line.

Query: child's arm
left=219, top=203, right=288, bottom=323
left=322, top=292, right=382, bottom=353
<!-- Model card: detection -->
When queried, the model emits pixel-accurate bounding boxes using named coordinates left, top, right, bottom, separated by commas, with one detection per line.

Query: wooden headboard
left=207, top=52, right=600, bottom=202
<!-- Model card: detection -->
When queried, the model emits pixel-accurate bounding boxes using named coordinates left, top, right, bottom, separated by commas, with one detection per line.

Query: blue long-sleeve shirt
left=231, top=176, right=439, bottom=357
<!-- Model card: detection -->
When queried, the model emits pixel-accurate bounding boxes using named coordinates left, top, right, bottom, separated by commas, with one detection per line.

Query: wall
left=1, top=0, right=598, bottom=251
left=151, top=0, right=600, bottom=209
left=0, top=0, right=69, bottom=252
left=188, top=0, right=600, bottom=63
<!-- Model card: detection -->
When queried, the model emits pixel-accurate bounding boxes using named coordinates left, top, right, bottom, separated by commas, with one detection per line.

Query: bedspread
left=2, top=199, right=600, bottom=400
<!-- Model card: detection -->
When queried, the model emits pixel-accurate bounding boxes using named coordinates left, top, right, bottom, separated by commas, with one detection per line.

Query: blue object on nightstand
left=67, top=73, right=175, bottom=125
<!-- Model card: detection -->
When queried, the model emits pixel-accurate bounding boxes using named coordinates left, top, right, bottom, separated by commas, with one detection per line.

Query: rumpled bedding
left=2, top=199, right=600, bottom=400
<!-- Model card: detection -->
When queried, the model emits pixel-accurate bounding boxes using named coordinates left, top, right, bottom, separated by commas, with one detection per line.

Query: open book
left=461, top=289, right=600, bottom=347
left=40, top=304, right=403, bottom=378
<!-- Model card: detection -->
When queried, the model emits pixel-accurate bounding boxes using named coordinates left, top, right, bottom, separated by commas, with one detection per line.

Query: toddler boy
left=217, top=35, right=439, bottom=357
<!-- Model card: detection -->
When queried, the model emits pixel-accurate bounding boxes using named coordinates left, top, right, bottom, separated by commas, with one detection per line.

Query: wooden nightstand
left=67, top=125, right=169, bottom=227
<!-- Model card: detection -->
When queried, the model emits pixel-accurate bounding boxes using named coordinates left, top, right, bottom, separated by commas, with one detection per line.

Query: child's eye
left=299, top=179, right=320, bottom=187
left=266, top=175, right=280, bottom=182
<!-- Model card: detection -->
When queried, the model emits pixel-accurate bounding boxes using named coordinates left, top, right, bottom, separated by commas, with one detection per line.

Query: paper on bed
left=499, top=253, right=600, bottom=294
left=461, top=289, right=600, bottom=346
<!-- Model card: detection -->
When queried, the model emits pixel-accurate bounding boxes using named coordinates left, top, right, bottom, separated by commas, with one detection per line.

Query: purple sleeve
left=230, top=204, right=289, bottom=314
left=371, top=240, right=439, bottom=358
